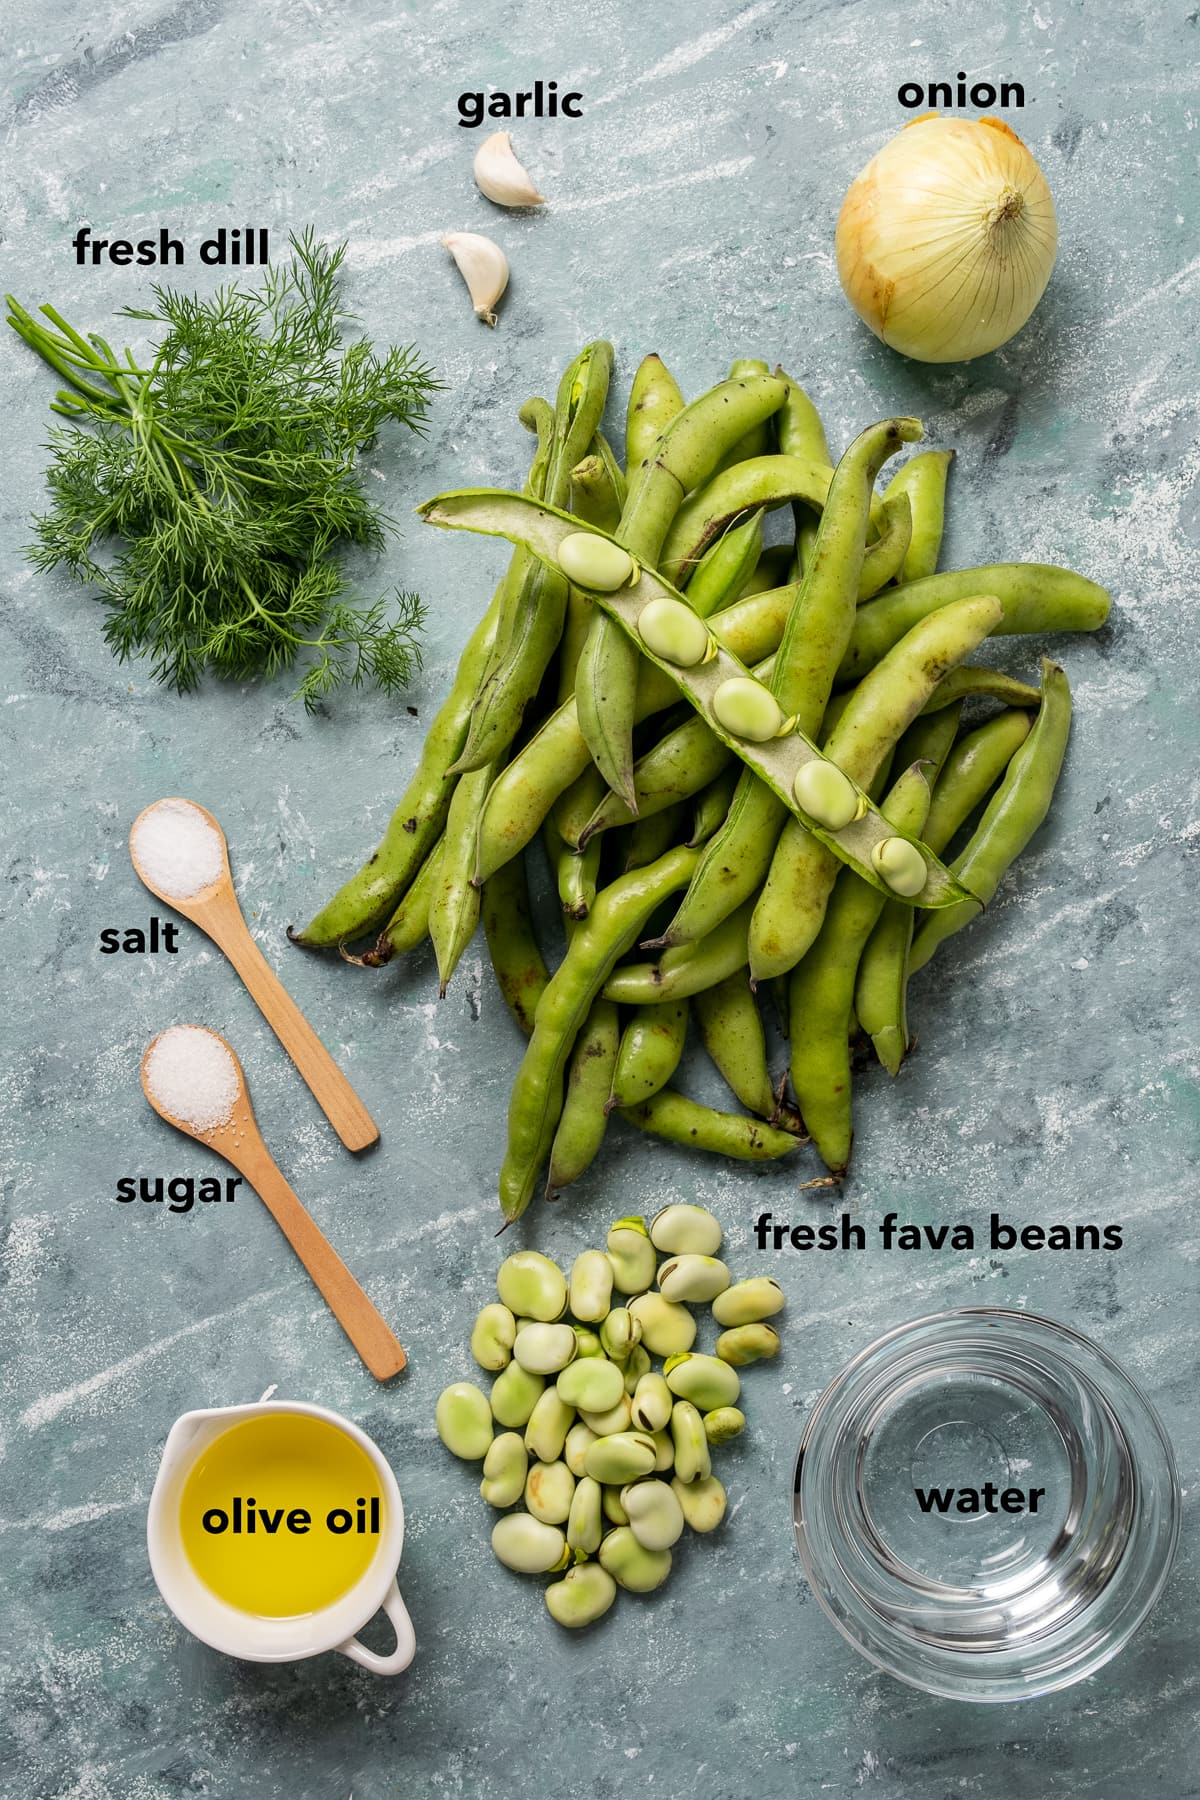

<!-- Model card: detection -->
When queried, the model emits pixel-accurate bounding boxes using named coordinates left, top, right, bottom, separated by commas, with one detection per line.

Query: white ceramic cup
left=147, top=1399, right=416, bottom=1675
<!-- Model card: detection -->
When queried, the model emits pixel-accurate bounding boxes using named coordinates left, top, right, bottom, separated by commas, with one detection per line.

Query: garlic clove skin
left=442, top=231, right=509, bottom=327
left=473, top=131, right=546, bottom=208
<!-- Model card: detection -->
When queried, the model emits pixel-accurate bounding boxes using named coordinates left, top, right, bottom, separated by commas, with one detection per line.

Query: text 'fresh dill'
left=7, top=230, right=439, bottom=707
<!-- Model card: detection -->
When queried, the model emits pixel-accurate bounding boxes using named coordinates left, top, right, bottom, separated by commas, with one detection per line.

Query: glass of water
left=792, top=1308, right=1179, bottom=1701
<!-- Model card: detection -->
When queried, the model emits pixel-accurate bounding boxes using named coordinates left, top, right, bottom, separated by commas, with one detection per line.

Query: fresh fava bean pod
left=454, top=341, right=613, bottom=775
left=575, top=373, right=790, bottom=809
left=651, top=416, right=922, bottom=957
left=620, top=1089, right=800, bottom=1161
left=291, top=580, right=505, bottom=947
left=658, top=453, right=877, bottom=585
left=909, top=659, right=1073, bottom=974
left=481, top=854, right=550, bottom=1037
left=498, top=848, right=700, bottom=1222
left=436, top=1224, right=783, bottom=1629
left=838, top=563, right=1110, bottom=686
left=417, top=490, right=975, bottom=911
left=883, top=448, right=954, bottom=583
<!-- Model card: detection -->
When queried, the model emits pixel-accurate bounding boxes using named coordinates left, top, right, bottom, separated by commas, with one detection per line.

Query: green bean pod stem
left=350, top=837, right=444, bottom=967
left=838, top=565, right=1110, bottom=687
left=657, top=418, right=921, bottom=950
left=499, top=845, right=700, bottom=1220
left=789, top=762, right=933, bottom=1173
left=593, top=431, right=628, bottom=510
left=473, top=581, right=801, bottom=885
left=576, top=374, right=789, bottom=809
left=692, top=972, right=778, bottom=1121
left=909, top=661, right=1072, bottom=974
left=291, top=580, right=505, bottom=947
left=546, top=999, right=620, bottom=1190
left=625, top=354, right=685, bottom=467
left=430, top=762, right=494, bottom=993
left=775, top=368, right=832, bottom=466
left=608, top=1001, right=689, bottom=1112
left=603, top=898, right=754, bottom=1005
left=619, top=1089, right=800, bottom=1161
left=748, top=593, right=1003, bottom=983
left=883, top=449, right=954, bottom=583
left=855, top=706, right=1033, bottom=1070
left=482, top=853, right=550, bottom=1036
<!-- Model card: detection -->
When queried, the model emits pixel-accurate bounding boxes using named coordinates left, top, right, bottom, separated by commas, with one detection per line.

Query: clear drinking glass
left=792, top=1308, right=1179, bottom=1702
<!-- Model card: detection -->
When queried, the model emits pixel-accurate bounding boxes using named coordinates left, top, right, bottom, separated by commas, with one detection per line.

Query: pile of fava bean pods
left=292, top=343, right=1110, bottom=1204
left=434, top=1215, right=784, bottom=1629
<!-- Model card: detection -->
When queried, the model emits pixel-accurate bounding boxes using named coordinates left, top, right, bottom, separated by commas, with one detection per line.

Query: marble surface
left=2, top=1, right=1198, bottom=1795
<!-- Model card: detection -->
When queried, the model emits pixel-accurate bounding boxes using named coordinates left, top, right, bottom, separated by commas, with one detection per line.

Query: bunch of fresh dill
left=6, top=230, right=439, bottom=707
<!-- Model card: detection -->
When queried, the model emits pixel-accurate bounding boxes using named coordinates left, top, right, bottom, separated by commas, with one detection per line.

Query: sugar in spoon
left=130, top=798, right=378, bottom=1153
left=141, top=1025, right=405, bottom=1380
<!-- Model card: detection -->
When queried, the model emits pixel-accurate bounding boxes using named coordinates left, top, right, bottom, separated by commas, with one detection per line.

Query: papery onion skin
left=836, top=114, right=1058, bottom=363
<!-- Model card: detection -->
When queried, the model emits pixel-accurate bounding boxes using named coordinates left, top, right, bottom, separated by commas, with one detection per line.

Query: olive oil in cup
left=148, top=1401, right=415, bottom=1673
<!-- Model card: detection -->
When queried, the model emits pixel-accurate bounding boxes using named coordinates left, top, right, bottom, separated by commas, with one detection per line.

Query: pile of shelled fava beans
left=435, top=1210, right=783, bottom=1628
left=292, top=345, right=1110, bottom=1208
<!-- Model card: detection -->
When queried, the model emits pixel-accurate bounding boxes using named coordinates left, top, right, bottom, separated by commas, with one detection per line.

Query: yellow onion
left=836, top=114, right=1057, bottom=363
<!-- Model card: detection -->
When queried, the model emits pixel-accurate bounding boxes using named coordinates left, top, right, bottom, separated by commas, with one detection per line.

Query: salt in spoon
left=142, top=1025, right=405, bottom=1380
left=130, top=799, right=378, bottom=1152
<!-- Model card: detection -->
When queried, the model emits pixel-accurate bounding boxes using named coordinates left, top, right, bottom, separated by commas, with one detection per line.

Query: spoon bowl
left=142, top=1025, right=405, bottom=1381
left=131, top=799, right=378, bottom=1153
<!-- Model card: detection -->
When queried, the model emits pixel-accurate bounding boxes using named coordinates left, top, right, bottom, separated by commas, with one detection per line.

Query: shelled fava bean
left=435, top=1206, right=785, bottom=1628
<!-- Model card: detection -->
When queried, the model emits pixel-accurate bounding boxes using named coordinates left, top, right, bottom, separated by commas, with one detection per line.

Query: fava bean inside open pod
left=417, top=488, right=977, bottom=911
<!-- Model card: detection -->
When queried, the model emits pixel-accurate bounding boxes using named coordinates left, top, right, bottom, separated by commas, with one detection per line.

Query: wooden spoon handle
left=240, top=1142, right=406, bottom=1380
left=218, top=917, right=379, bottom=1152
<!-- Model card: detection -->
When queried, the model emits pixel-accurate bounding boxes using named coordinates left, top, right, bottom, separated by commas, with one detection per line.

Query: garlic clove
left=472, top=131, right=546, bottom=208
left=442, top=231, right=509, bottom=327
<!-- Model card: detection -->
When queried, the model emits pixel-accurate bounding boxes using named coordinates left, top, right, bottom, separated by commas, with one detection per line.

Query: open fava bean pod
left=417, top=490, right=980, bottom=912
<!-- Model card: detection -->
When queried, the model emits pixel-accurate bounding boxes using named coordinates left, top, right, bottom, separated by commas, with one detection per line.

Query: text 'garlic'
left=442, top=232, right=509, bottom=327
left=473, top=132, right=546, bottom=208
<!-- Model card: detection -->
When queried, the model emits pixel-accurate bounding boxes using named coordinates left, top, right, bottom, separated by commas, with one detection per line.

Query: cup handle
left=335, top=1579, right=416, bottom=1675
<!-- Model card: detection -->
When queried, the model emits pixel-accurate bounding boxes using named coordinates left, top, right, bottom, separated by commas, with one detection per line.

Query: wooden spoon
left=130, top=799, right=378, bottom=1152
left=141, top=1027, right=405, bottom=1380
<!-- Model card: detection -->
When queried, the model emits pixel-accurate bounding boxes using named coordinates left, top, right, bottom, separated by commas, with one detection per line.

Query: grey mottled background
left=2, top=1, right=1198, bottom=1796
